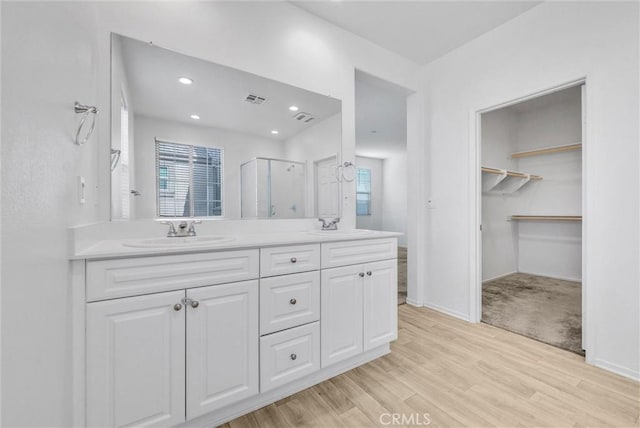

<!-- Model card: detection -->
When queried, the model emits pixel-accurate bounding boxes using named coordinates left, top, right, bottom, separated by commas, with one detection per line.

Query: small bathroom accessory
left=74, top=101, right=98, bottom=145
left=336, top=161, right=356, bottom=182
left=318, top=217, right=340, bottom=230
left=161, top=220, right=202, bottom=237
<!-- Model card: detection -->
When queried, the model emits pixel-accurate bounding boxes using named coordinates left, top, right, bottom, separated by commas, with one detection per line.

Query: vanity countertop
left=72, top=230, right=402, bottom=260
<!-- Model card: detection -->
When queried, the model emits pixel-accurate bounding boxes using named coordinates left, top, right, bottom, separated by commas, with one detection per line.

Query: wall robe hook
left=74, top=101, right=98, bottom=145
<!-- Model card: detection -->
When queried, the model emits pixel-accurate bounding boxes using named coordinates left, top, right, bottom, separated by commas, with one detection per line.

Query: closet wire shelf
left=510, top=215, right=582, bottom=222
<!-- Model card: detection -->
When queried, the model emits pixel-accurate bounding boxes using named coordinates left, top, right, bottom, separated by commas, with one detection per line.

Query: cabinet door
left=364, top=259, right=398, bottom=351
left=86, top=291, right=186, bottom=428
left=186, top=280, right=259, bottom=419
left=321, top=264, right=363, bottom=367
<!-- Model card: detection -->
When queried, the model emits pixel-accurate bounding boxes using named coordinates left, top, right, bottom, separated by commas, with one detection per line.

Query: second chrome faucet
left=161, top=220, right=202, bottom=237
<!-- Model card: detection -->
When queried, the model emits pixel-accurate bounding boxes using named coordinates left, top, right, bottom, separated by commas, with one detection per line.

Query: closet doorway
left=354, top=70, right=411, bottom=305
left=479, top=83, right=585, bottom=355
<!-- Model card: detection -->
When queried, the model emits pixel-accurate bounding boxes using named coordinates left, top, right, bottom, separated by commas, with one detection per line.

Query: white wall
left=1, top=3, right=101, bottom=426
left=284, top=114, right=342, bottom=217
left=423, top=2, right=639, bottom=378
left=381, top=151, right=408, bottom=246
left=133, top=114, right=284, bottom=219
left=355, top=156, right=383, bottom=230
left=481, top=109, right=519, bottom=280
left=1, top=2, right=419, bottom=426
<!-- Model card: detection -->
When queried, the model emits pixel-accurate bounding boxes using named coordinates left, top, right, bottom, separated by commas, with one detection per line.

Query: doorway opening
left=478, top=83, right=585, bottom=355
left=355, top=71, right=411, bottom=305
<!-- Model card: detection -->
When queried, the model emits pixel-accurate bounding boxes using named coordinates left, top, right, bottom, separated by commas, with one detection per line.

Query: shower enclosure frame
left=240, top=157, right=307, bottom=219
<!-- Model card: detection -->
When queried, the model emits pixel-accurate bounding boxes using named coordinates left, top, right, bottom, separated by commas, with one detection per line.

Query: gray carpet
left=397, top=247, right=407, bottom=305
left=482, top=273, right=583, bottom=355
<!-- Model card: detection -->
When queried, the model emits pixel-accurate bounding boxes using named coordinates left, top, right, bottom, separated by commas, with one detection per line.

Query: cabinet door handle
left=173, top=303, right=183, bottom=311
left=190, top=300, right=199, bottom=308
left=290, top=298, right=297, bottom=305
left=358, top=272, right=365, bottom=277
left=366, top=271, right=372, bottom=276
left=290, top=353, right=297, bottom=361
left=290, top=257, right=297, bottom=263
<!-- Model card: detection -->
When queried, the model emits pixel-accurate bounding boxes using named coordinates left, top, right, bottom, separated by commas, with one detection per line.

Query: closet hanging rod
left=481, top=167, right=542, bottom=180
left=511, top=215, right=582, bottom=221
left=510, top=143, right=582, bottom=159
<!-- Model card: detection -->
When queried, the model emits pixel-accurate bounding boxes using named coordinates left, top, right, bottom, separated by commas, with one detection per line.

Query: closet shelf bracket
left=481, top=166, right=542, bottom=193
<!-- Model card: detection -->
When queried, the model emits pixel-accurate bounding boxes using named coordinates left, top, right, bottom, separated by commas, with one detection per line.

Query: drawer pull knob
left=290, top=298, right=297, bottom=305
left=290, top=257, right=297, bottom=263
left=173, top=303, right=183, bottom=311
left=359, top=272, right=365, bottom=277
left=191, top=300, right=199, bottom=308
left=290, top=353, right=297, bottom=361
left=366, top=271, right=372, bottom=276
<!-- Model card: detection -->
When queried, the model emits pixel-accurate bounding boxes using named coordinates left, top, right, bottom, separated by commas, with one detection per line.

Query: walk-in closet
left=481, top=85, right=584, bottom=354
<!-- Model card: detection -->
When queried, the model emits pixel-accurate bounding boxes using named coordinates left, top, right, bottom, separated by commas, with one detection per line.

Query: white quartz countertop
left=72, top=230, right=402, bottom=260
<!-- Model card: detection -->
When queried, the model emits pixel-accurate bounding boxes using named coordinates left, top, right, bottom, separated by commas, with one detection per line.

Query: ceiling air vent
left=292, top=112, right=316, bottom=123
left=245, top=94, right=267, bottom=105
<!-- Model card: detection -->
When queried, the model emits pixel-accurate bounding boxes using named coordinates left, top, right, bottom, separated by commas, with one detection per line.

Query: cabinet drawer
left=321, top=238, right=397, bottom=269
left=86, top=250, right=259, bottom=301
left=260, top=322, right=320, bottom=392
left=260, top=271, right=320, bottom=335
left=260, top=244, right=320, bottom=277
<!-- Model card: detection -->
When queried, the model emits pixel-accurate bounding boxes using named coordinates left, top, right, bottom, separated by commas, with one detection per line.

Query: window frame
left=154, top=138, right=225, bottom=218
left=355, top=167, right=372, bottom=217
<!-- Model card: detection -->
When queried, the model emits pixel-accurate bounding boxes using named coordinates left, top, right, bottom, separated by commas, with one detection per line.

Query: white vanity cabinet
left=321, top=240, right=397, bottom=367
left=78, top=235, right=398, bottom=427
left=86, top=291, right=186, bottom=428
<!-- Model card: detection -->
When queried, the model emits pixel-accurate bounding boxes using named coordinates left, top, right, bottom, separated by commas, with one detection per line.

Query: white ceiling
left=291, top=1, right=542, bottom=65
left=355, top=71, right=411, bottom=159
left=118, top=35, right=341, bottom=141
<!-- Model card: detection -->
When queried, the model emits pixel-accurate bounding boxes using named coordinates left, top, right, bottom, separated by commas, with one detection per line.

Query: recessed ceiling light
left=289, top=105, right=299, bottom=112
left=178, top=77, right=193, bottom=85
left=190, top=114, right=200, bottom=120
left=271, top=130, right=279, bottom=135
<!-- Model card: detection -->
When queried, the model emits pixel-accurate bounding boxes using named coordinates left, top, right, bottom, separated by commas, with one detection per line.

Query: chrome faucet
left=161, top=221, right=178, bottom=237
left=161, top=220, right=202, bottom=237
left=319, top=217, right=340, bottom=231
left=187, top=220, right=202, bottom=236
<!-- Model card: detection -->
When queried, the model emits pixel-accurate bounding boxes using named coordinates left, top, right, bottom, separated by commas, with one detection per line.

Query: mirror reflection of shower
left=241, top=157, right=306, bottom=219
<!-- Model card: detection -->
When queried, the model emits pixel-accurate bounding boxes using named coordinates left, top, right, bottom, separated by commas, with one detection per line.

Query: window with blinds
left=156, top=140, right=223, bottom=217
left=356, top=168, right=371, bottom=216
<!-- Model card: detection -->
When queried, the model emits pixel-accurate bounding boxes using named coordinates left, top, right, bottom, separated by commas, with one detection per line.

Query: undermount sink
left=306, top=229, right=375, bottom=237
left=123, top=235, right=235, bottom=249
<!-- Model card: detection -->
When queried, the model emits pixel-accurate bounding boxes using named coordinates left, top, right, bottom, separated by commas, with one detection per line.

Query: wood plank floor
left=223, top=305, right=640, bottom=428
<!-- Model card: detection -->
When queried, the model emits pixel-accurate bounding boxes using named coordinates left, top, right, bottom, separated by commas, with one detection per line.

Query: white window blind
left=156, top=140, right=223, bottom=217
left=356, top=168, right=371, bottom=216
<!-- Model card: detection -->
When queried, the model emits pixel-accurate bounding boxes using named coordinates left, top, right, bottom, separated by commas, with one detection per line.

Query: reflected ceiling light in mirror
left=178, top=76, right=193, bottom=85
left=271, top=130, right=279, bottom=135
left=190, top=114, right=200, bottom=120
left=289, top=105, right=299, bottom=111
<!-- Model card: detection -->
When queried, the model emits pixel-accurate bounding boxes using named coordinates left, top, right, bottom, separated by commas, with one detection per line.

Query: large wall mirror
left=110, top=34, right=342, bottom=221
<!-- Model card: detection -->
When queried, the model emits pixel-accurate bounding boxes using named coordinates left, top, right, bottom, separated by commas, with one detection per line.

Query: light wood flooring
left=223, top=305, right=639, bottom=428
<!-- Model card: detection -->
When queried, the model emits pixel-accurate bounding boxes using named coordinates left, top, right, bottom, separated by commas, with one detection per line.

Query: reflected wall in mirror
left=110, top=33, right=342, bottom=220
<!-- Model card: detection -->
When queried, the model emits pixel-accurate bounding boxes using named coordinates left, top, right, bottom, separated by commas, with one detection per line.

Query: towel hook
left=74, top=101, right=98, bottom=145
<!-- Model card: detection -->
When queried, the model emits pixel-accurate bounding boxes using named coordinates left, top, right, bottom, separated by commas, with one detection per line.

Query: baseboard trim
left=482, top=271, right=518, bottom=283
left=180, top=344, right=390, bottom=427
left=517, top=271, right=581, bottom=283
left=593, top=358, right=640, bottom=381
left=422, top=301, right=470, bottom=322
left=406, top=298, right=422, bottom=307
